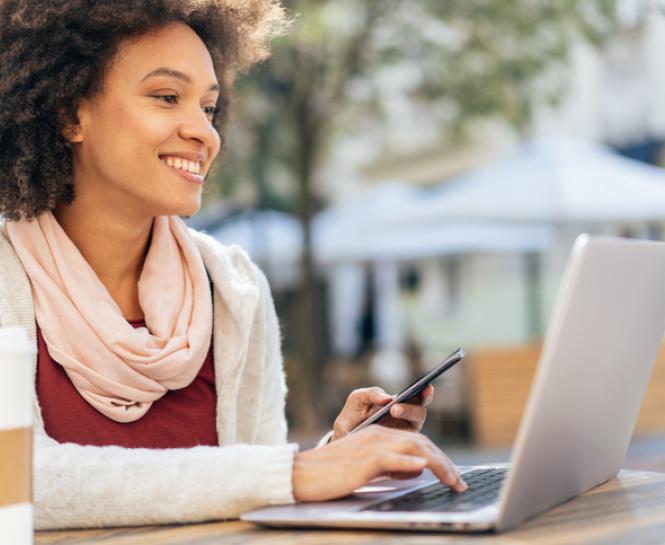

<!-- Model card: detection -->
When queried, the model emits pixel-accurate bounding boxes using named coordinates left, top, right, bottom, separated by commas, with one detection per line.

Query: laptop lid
left=496, top=235, right=665, bottom=530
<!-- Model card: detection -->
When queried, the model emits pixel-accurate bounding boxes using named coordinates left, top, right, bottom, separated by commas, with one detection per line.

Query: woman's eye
left=151, top=95, right=218, bottom=120
left=204, top=106, right=219, bottom=118
left=152, top=95, right=178, bottom=104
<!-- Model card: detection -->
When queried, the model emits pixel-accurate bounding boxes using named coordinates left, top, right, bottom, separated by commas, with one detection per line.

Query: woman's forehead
left=109, top=23, right=217, bottom=87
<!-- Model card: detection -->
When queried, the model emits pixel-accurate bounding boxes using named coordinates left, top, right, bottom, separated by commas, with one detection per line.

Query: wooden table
left=35, top=470, right=665, bottom=545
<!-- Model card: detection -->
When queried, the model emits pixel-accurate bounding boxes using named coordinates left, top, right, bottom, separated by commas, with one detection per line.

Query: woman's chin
left=155, top=198, right=202, bottom=219
left=179, top=203, right=202, bottom=218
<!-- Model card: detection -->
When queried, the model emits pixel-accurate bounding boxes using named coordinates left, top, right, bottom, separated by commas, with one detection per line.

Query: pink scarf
left=6, top=211, right=213, bottom=423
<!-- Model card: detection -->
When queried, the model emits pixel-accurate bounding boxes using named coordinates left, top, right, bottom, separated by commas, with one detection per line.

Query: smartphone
left=348, top=347, right=465, bottom=435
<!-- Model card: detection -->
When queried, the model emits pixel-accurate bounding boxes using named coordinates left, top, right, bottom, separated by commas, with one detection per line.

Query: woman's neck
left=53, top=200, right=153, bottom=321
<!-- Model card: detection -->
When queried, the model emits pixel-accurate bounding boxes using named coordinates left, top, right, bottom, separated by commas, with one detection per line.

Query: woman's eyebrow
left=141, top=66, right=219, bottom=92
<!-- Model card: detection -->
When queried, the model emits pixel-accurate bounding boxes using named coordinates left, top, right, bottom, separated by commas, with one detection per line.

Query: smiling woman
left=0, top=0, right=464, bottom=532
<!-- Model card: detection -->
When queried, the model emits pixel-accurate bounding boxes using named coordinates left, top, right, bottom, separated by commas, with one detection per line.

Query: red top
left=36, top=319, right=218, bottom=448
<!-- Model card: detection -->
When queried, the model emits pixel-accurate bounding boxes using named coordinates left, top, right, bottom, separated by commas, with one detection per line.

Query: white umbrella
left=314, top=181, right=553, bottom=264
left=316, top=221, right=553, bottom=263
left=391, top=138, right=665, bottom=226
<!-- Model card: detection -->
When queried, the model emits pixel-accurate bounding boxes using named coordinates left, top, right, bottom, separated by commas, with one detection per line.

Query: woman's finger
left=349, top=387, right=392, bottom=409
left=333, top=387, right=393, bottom=440
left=405, top=384, right=435, bottom=406
left=422, top=384, right=435, bottom=406
left=367, top=387, right=393, bottom=406
left=390, top=403, right=426, bottom=425
left=395, top=433, right=467, bottom=492
left=422, top=441, right=467, bottom=492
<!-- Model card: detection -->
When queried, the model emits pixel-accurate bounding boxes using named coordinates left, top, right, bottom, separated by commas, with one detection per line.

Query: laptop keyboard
left=362, top=468, right=507, bottom=513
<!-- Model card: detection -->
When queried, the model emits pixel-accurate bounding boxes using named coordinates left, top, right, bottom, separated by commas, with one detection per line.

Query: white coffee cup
left=0, top=327, right=35, bottom=545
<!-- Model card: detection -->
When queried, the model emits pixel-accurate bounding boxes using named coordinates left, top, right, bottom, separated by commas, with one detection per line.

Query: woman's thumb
left=369, top=388, right=393, bottom=405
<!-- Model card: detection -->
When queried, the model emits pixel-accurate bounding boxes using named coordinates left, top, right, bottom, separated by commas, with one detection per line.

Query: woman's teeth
left=162, top=156, right=201, bottom=175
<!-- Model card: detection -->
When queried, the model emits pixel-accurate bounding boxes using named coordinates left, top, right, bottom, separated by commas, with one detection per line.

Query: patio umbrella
left=391, top=138, right=665, bottom=226
left=314, top=181, right=553, bottom=264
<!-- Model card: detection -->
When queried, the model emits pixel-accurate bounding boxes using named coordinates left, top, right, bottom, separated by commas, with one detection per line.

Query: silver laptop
left=242, top=234, right=665, bottom=532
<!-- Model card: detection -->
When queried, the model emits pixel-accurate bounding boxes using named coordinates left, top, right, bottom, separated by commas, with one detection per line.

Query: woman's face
left=69, top=23, right=221, bottom=219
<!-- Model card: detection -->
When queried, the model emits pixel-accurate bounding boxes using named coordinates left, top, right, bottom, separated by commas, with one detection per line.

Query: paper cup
left=0, top=327, right=35, bottom=545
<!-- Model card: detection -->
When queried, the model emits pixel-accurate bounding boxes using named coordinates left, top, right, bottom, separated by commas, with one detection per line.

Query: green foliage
left=205, top=0, right=619, bottom=208
left=415, top=0, right=619, bottom=130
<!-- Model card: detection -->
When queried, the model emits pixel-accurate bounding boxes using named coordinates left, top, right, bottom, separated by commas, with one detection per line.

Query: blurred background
left=188, top=0, right=665, bottom=469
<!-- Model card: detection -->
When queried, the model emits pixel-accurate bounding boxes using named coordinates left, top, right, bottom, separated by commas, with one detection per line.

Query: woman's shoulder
left=0, top=219, right=35, bottom=330
left=0, top=219, right=29, bottom=282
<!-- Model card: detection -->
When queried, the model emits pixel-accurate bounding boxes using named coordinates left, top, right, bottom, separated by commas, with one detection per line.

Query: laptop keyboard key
left=362, top=468, right=507, bottom=513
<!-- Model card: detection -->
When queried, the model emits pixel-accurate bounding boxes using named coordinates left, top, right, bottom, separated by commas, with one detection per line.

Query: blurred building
left=307, top=1, right=665, bottom=362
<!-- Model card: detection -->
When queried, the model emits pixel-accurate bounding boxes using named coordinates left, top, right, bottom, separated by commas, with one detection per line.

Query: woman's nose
left=178, top=108, right=220, bottom=151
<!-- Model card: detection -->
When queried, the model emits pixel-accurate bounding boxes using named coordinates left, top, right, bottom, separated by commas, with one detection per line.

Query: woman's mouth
left=160, top=155, right=204, bottom=184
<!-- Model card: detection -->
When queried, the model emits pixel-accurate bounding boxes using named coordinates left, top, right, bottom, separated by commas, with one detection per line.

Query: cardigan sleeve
left=33, top=431, right=298, bottom=529
left=253, top=268, right=290, bottom=445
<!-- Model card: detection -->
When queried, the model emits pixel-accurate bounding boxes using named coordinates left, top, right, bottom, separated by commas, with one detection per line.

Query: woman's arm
left=34, top=432, right=298, bottom=529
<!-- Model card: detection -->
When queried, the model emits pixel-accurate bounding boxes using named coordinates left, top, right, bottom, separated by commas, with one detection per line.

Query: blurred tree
left=204, top=0, right=618, bottom=425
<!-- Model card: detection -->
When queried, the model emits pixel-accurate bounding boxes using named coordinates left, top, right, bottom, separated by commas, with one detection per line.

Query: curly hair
left=0, top=0, right=286, bottom=220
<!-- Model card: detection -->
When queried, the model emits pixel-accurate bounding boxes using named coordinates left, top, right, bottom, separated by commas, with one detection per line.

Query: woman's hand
left=330, top=385, right=435, bottom=441
left=292, top=425, right=467, bottom=502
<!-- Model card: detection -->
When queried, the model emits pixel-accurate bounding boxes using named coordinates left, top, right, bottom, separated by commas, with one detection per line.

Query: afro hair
left=0, top=0, right=286, bottom=220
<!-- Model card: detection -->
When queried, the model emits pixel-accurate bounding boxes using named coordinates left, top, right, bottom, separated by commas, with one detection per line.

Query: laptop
left=242, top=234, right=665, bottom=532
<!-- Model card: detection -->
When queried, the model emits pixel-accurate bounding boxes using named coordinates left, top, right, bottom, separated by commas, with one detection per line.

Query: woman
left=0, top=0, right=466, bottom=529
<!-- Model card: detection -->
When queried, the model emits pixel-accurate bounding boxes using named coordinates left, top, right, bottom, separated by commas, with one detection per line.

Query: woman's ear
left=58, top=102, right=87, bottom=143
left=61, top=122, right=83, bottom=143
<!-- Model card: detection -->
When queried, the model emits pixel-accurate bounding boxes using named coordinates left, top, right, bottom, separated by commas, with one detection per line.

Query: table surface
left=35, top=470, right=665, bottom=545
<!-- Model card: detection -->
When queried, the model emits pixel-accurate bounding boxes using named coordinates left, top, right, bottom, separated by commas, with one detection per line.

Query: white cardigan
left=0, top=220, right=299, bottom=529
